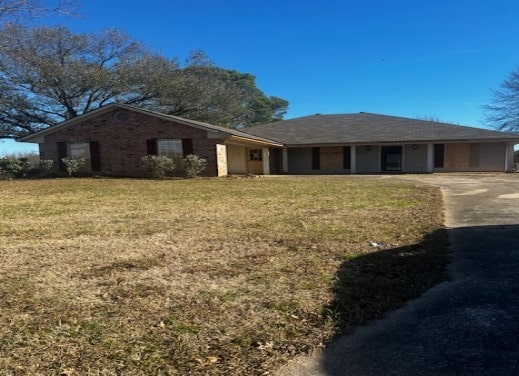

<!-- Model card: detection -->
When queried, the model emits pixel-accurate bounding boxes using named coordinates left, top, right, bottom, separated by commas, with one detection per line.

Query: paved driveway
left=277, top=174, right=519, bottom=376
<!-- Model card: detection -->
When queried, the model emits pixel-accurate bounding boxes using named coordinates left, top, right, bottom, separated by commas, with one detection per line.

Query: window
left=381, top=146, right=402, bottom=171
left=249, top=149, right=262, bottom=161
left=157, top=139, right=183, bottom=159
left=58, top=142, right=91, bottom=173
left=67, top=142, right=90, bottom=159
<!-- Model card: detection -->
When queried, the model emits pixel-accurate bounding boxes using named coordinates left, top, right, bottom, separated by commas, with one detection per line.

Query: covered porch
left=217, top=136, right=282, bottom=176
left=279, top=141, right=517, bottom=174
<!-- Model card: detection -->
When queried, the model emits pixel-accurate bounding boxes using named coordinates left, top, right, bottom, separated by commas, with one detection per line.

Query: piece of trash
left=370, top=242, right=388, bottom=248
left=397, top=252, right=414, bottom=256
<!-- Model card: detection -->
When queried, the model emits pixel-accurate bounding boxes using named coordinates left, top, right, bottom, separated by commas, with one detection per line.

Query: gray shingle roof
left=243, top=113, right=519, bottom=145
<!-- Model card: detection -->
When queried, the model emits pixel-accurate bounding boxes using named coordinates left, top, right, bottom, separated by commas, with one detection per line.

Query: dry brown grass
left=0, top=177, right=448, bottom=375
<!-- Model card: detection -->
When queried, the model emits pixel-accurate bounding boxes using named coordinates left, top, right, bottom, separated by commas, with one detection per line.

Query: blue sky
left=2, top=0, right=519, bottom=154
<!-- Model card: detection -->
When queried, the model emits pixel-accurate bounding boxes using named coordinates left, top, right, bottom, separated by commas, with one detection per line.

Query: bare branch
left=484, top=66, right=519, bottom=133
left=0, top=25, right=288, bottom=138
left=0, top=0, right=79, bottom=21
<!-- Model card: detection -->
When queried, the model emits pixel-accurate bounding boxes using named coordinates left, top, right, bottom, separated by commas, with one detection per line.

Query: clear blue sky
left=2, top=0, right=519, bottom=155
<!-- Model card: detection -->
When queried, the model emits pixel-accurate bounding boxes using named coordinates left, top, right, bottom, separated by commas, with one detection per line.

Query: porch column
left=262, top=148, right=270, bottom=175
left=282, top=147, right=288, bottom=173
left=350, top=145, right=357, bottom=174
left=426, top=143, right=434, bottom=173
left=505, top=142, right=516, bottom=172
left=216, top=144, right=228, bottom=177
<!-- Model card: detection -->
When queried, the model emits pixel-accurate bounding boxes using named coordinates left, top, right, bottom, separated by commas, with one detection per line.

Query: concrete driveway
left=277, top=173, right=519, bottom=376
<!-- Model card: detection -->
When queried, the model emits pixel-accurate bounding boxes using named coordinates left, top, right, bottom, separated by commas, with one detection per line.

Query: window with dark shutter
left=90, top=141, right=101, bottom=171
left=157, top=139, right=182, bottom=158
left=182, top=139, right=194, bottom=157
left=146, top=139, right=158, bottom=156
left=312, top=147, right=320, bottom=170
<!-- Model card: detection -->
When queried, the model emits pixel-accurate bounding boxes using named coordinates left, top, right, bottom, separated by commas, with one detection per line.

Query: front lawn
left=0, top=177, right=448, bottom=375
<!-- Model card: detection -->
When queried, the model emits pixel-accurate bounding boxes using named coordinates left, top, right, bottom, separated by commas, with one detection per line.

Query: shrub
left=141, top=155, right=175, bottom=179
left=61, top=157, right=86, bottom=177
left=183, top=154, right=207, bottom=178
left=40, top=159, right=54, bottom=171
left=0, top=157, right=31, bottom=179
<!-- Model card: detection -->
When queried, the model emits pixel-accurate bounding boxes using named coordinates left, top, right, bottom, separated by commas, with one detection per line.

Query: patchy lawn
left=0, top=177, right=448, bottom=375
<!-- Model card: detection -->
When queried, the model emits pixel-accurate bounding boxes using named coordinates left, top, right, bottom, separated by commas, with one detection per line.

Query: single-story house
left=245, top=113, right=519, bottom=174
left=19, top=104, right=519, bottom=176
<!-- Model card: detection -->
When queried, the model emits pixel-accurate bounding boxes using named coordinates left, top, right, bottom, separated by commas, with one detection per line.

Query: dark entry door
left=381, top=146, right=402, bottom=171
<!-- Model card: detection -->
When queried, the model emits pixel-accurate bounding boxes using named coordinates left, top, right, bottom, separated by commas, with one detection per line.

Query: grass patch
left=0, top=177, right=448, bottom=375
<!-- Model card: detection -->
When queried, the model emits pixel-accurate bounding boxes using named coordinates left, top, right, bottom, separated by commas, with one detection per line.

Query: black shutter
left=146, top=139, right=158, bottom=156
left=312, top=147, right=320, bottom=170
left=57, top=142, right=67, bottom=171
left=90, top=141, right=101, bottom=171
left=343, top=146, right=351, bottom=169
left=434, top=144, right=444, bottom=168
left=182, top=139, right=194, bottom=157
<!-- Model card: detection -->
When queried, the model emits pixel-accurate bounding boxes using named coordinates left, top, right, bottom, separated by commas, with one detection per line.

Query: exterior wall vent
left=113, top=111, right=130, bottom=122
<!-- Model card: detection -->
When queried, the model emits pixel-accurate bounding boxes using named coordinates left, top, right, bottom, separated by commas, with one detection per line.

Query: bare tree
left=0, top=24, right=166, bottom=137
left=0, top=25, right=288, bottom=139
left=484, top=66, right=519, bottom=133
left=0, top=0, right=77, bottom=21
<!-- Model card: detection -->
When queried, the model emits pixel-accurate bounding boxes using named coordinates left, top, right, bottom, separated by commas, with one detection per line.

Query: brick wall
left=41, top=109, right=224, bottom=177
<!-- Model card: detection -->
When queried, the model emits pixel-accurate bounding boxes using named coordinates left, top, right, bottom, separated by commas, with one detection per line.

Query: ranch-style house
left=19, top=103, right=519, bottom=176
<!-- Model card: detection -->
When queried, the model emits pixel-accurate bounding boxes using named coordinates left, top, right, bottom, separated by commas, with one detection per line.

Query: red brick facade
left=39, top=108, right=225, bottom=177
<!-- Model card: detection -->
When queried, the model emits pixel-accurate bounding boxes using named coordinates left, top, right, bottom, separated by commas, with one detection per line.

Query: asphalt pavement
left=276, top=173, right=519, bottom=376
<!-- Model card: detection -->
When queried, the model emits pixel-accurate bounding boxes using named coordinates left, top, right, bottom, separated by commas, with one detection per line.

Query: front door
left=381, top=146, right=402, bottom=172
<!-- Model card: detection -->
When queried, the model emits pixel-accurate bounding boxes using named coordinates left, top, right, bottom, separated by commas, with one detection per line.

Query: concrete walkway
left=277, top=174, right=519, bottom=376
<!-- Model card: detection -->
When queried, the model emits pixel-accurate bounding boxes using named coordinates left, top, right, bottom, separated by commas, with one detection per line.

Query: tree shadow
left=324, top=228, right=450, bottom=339
left=319, top=224, right=519, bottom=376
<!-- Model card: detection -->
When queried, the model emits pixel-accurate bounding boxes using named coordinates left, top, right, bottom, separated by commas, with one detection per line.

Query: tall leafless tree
left=484, top=66, right=519, bottom=133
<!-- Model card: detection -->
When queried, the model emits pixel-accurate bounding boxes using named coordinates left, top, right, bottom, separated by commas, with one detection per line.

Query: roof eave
left=226, top=135, right=283, bottom=147
left=282, top=138, right=519, bottom=147
left=18, top=103, right=284, bottom=146
left=18, top=103, right=124, bottom=143
left=17, top=103, right=232, bottom=143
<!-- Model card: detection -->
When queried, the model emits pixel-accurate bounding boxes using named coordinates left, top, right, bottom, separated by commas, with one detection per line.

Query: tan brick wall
left=41, top=109, right=223, bottom=176
left=320, top=146, right=343, bottom=170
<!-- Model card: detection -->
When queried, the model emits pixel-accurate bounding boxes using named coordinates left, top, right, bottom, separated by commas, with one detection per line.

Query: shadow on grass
left=325, top=228, right=450, bottom=338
